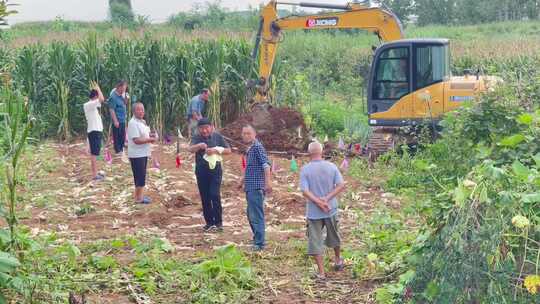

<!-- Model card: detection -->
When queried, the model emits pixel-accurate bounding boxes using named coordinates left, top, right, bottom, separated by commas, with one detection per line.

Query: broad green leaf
left=111, top=239, right=125, bottom=249
left=517, top=113, right=533, bottom=125
left=533, top=153, right=540, bottom=168
left=499, top=134, right=525, bottom=148
left=521, top=193, right=540, bottom=203
left=413, top=159, right=429, bottom=171
left=398, top=269, right=416, bottom=284
left=375, top=287, right=394, bottom=304
left=454, top=184, right=468, bottom=207
left=0, top=252, right=20, bottom=273
left=478, top=185, right=489, bottom=203
left=67, top=243, right=81, bottom=258
left=153, top=238, right=173, bottom=253
left=424, top=281, right=440, bottom=301
left=512, top=160, right=530, bottom=181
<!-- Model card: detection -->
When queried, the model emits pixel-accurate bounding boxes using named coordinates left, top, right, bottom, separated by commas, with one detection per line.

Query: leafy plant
left=191, top=244, right=256, bottom=303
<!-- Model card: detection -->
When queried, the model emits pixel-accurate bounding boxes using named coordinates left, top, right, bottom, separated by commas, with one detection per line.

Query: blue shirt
left=186, top=95, right=205, bottom=119
left=244, top=140, right=270, bottom=192
left=107, top=89, right=127, bottom=122
left=300, top=160, right=344, bottom=219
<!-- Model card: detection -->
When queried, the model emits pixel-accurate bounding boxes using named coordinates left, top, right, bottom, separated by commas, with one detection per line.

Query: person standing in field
left=108, top=80, right=129, bottom=161
left=127, top=102, right=157, bottom=204
left=238, top=125, right=272, bottom=251
left=188, top=118, right=231, bottom=232
left=300, top=141, right=346, bottom=279
left=83, top=82, right=105, bottom=181
left=186, top=88, right=209, bottom=139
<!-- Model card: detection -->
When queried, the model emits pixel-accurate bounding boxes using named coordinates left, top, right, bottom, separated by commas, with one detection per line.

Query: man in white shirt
left=127, top=102, right=157, bottom=204
left=83, top=83, right=105, bottom=181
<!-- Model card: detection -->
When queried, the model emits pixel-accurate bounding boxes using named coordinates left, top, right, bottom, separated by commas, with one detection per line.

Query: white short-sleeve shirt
left=127, top=117, right=151, bottom=158
left=83, top=99, right=103, bottom=133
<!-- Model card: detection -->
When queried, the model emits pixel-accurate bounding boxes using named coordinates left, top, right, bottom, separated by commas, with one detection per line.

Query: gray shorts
left=307, top=215, right=341, bottom=255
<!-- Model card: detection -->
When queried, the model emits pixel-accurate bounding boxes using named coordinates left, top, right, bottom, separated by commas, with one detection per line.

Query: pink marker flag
left=340, top=158, right=349, bottom=171
left=104, top=149, right=113, bottom=165
left=153, top=157, right=161, bottom=169
left=338, top=137, right=345, bottom=150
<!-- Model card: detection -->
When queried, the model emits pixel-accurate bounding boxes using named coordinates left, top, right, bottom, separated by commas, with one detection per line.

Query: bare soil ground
left=21, top=139, right=398, bottom=303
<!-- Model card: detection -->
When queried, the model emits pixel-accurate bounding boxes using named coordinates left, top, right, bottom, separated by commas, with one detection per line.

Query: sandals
left=311, top=272, right=327, bottom=281
left=137, top=196, right=151, bottom=204
left=334, top=258, right=344, bottom=271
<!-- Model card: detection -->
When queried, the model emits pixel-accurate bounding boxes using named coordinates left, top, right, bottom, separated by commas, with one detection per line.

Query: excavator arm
left=252, top=1, right=404, bottom=102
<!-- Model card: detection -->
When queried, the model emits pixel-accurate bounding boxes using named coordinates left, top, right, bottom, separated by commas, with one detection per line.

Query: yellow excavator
left=251, top=1, right=499, bottom=154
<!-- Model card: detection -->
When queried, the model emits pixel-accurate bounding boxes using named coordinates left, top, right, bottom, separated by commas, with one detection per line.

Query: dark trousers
left=195, top=164, right=223, bottom=226
left=112, top=122, right=125, bottom=153
left=129, top=157, right=148, bottom=187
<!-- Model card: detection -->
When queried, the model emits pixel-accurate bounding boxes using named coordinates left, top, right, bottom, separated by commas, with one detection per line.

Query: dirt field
left=22, top=139, right=396, bottom=303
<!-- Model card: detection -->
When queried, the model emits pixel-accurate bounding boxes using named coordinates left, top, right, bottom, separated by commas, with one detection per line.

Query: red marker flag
left=176, top=154, right=182, bottom=168
left=242, top=155, right=247, bottom=171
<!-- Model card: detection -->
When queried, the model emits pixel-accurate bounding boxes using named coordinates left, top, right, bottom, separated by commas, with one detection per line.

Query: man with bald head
left=300, top=141, right=346, bottom=279
left=127, top=102, right=157, bottom=204
left=239, top=125, right=272, bottom=251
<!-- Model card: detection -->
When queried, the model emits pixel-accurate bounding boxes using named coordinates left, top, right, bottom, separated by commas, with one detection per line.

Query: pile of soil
left=221, top=104, right=310, bottom=153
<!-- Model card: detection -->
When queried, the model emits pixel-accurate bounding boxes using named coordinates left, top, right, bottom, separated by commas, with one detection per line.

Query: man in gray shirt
left=300, top=141, right=346, bottom=279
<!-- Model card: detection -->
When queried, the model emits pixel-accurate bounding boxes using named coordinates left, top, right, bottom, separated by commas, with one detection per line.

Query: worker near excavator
left=186, top=88, right=210, bottom=138
left=300, top=141, right=346, bottom=279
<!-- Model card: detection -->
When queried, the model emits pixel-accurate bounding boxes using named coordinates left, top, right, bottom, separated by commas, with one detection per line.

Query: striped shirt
left=244, top=140, right=270, bottom=192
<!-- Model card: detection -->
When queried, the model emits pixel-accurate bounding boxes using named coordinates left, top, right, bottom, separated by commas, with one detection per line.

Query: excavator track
left=367, top=127, right=398, bottom=159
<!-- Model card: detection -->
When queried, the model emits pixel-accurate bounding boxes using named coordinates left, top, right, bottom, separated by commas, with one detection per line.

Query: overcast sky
left=7, top=0, right=350, bottom=24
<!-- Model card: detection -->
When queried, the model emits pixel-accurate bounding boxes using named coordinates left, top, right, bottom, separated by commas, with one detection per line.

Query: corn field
left=0, top=33, right=255, bottom=139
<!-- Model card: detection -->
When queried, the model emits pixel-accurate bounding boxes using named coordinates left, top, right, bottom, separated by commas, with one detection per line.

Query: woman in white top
left=83, top=82, right=105, bottom=181
left=127, top=102, right=157, bottom=204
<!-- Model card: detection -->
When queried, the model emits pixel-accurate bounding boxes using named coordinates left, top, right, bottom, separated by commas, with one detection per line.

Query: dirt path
left=22, top=140, right=395, bottom=303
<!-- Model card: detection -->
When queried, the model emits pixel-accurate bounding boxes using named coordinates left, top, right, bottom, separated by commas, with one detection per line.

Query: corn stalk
left=171, top=44, right=200, bottom=130
left=143, top=39, right=173, bottom=140
left=55, top=81, right=70, bottom=141
left=6, top=37, right=254, bottom=138
left=48, top=42, right=76, bottom=142
left=78, top=32, right=102, bottom=85
left=103, top=38, right=143, bottom=115
left=200, top=40, right=227, bottom=127
left=13, top=45, right=43, bottom=108
left=0, top=84, right=32, bottom=251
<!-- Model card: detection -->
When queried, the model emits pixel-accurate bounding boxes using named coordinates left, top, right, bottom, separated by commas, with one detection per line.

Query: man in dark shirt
left=188, top=118, right=231, bottom=232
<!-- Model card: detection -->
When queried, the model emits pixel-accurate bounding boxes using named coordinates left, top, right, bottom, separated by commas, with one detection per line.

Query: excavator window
left=414, top=44, right=450, bottom=90
left=373, top=47, right=409, bottom=100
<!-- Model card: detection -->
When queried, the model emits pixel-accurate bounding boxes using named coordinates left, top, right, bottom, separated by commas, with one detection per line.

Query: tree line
left=383, top=0, right=540, bottom=26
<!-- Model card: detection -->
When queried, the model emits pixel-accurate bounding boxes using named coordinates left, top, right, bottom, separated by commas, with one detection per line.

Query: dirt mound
left=221, top=104, right=310, bottom=152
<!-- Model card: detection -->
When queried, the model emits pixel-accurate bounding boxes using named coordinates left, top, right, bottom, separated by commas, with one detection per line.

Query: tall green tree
left=414, top=0, right=456, bottom=25
left=380, top=0, right=414, bottom=23
left=109, top=0, right=134, bottom=24
left=414, top=0, right=540, bottom=25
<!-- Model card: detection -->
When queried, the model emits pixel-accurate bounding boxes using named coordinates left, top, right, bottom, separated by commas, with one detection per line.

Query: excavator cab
left=367, top=39, right=451, bottom=126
